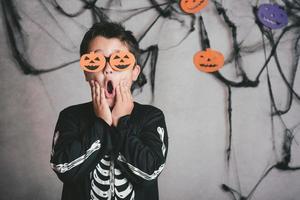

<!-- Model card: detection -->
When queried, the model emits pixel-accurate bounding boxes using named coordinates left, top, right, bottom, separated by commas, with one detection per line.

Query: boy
left=50, top=22, right=168, bottom=200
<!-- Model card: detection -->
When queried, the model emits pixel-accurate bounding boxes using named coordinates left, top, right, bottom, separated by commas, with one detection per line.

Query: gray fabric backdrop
left=1, top=0, right=300, bottom=199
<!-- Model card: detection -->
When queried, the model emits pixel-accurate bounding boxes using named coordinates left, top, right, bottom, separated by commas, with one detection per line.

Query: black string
left=2, top=0, right=78, bottom=74
left=135, top=45, right=159, bottom=101
left=256, top=25, right=300, bottom=116
left=226, top=85, right=233, bottom=163
left=210, top=1, right=259, bottom=88
left=198, top=7, right=235, bottom=166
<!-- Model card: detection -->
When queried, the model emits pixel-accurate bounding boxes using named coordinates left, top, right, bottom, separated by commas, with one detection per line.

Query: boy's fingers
left=127, top=89, right=133, bottom=102
left=120, top=81, right=126, bottom=101
left=95, top=81, right=100, bottom=106
left=116, top=85, right=122, bottom=102
left=123, top=82, right=129, bottom=101
left=100, top=87, right=106, bottom=105
left=124, top=82, right=131, bottom=101
left=92, top=81, right=96, bottom=102
left=91, top=81, right=98, bottom=109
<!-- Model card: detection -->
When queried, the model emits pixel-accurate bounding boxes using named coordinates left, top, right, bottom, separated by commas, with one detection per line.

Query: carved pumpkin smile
left=262, top=16, right=280, bottom=25
left=114, top=64, right=130, bottom=69
left=179, top=0, right=208, bottom=14
left=85, top=65, right=99, bottom=70
left=199, top=63, right=217, bottom=67
left=187, top=0, right=205, bottom=10
left=193, top=48, right=225, bottom=73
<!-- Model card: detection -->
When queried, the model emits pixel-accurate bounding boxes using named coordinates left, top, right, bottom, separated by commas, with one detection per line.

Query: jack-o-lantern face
left=193, top=48, right=224, bottom=73
left=179, top=0, right=208, bottom=14
left=257, top=4, right=288, bottom=29
left=109, top=51, right=136, bottom=72
left=80, top=52, right=106, bottom=72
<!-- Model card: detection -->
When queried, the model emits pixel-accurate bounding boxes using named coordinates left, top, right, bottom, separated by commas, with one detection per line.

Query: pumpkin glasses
left=80, top=50, right=136, bottom=72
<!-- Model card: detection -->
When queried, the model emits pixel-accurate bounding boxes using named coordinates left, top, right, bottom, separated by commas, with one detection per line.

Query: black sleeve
left=50, top=108, right=113, bottom=183
left=111, top=108, right=168, bottom=184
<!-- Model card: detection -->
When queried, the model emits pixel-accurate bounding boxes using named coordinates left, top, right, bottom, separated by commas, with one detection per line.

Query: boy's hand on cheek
left=90, top=80, right=112, bottom=126
left=112, top=80, right=134, bottom=127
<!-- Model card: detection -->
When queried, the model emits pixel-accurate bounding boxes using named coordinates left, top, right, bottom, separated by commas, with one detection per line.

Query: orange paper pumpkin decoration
left=179, top=0, right=208, bottom=14
left=80, top=52, right=106, bottom=72
left=109, top=51, right=136, bottom=72
left=193, top=48, right=224, bottom=73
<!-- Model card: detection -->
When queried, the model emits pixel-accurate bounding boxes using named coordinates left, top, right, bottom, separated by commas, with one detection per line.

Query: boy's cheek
left=117, top=72, right=133, bottom=85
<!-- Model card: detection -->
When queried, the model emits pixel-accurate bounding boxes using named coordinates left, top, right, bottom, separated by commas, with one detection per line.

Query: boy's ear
left=132, top=65, right=141, bottom=81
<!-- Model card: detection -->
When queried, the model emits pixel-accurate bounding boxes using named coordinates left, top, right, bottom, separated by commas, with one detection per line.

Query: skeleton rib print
left=91, top=126, right=166, bottom=199
left=90, top=155, right=135, bottom=200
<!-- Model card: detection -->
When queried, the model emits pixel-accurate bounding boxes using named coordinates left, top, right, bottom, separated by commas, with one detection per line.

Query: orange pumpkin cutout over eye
left=109, top=51, right=136, bottom=72
left=179, top=0, right=209, bottom=14
left=193, top=48, right=224, bottom=73
left=80, top=52, right=106, bottom=72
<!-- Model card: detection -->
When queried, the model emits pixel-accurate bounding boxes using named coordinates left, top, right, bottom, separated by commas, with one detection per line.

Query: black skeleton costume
left=50, top=101, right=168, bottom=200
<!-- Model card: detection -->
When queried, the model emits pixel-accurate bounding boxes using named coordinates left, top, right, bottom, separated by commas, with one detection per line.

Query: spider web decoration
left=196, top=0, right=300, bottom=199
left=1, top=0, right=300, bottom=199
left=1, top=0, right=196, bottom=101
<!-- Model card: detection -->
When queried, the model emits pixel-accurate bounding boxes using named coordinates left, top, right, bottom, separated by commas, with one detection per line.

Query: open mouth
left=85, top=65, right=99, bottom=70
left=107, top=80, right=113, bottom=94
left=104, top=80, right=115, bottom=99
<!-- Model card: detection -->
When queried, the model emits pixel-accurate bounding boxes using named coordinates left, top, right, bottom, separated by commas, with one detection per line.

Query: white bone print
left=90, top=155, right=135, bottom=200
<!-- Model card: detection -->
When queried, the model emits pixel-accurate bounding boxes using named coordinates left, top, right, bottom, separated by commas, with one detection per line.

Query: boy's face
left=84, top=36, right=141, bottom=108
